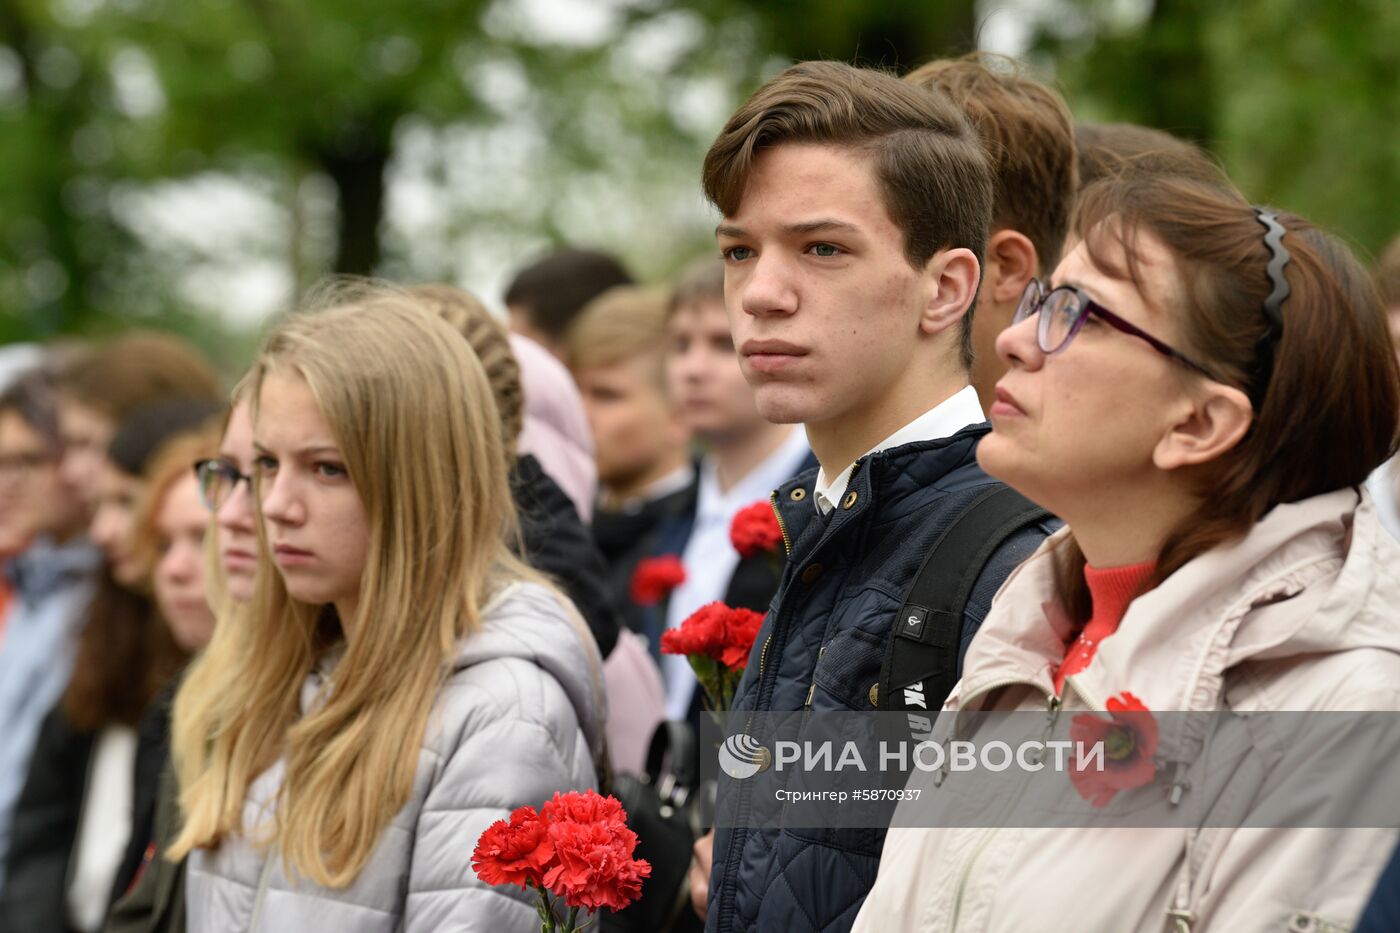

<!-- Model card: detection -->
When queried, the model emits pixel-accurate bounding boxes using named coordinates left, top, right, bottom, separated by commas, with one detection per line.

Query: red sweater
left=1054, top=561, right=1155, bottom=695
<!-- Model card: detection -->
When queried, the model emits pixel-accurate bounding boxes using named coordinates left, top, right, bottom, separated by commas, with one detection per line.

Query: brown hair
left=563, top=285, right=672, bottom=380
left=702, top=60, right=993, bottom=369
left=504, top=248, right=634, bottom=341
left=1074, top=122, right=1227, bottom=190
left=904, top=53, right=1077, bottom=274
left=669, top=258, right=726, bottom=317
left=130, top=426, right=222, bottom=581
left=1054, top=176, right=1400, bottom=619
left=408, top=284, right=525, bottom=455
left=1376, top=234, right=1400, bottom=308
left=57, top=331, right=223, bottom=419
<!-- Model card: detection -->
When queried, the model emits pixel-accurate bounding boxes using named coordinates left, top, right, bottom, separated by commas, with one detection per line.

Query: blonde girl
left=169, top=289, right=603, bottom=932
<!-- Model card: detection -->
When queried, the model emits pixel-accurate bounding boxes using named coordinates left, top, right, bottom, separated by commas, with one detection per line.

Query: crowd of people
left=1, top=50, right=1399, bottom=933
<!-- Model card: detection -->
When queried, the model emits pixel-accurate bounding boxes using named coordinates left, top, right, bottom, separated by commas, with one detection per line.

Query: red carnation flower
left=719, top=609, right=764, bottom=670
left=540, top=790, right=626, bottom=829
left=629, top=555, right=686, bottom=606
left=1069, top=691, right=1159, bottom=808
left=471, top=791, right=650, bottom=929
left=729, top=502, right=784, bottom=559
left=543, top=819, right=651, bottom=912
left=660, top=602, right=765, bottom=710
left=470, top=806, right=554, bottom=890
left=659, top=602, right=763, bottom=668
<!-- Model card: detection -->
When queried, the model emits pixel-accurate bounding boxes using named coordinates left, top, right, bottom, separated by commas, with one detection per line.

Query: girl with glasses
left=167, top=288, right=603, bottom=933
left=856, top=176, right=1400, bottom=931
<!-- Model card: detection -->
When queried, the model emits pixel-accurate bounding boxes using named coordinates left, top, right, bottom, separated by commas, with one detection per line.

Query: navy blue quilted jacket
left=705, top=424, right=1054, bottom=933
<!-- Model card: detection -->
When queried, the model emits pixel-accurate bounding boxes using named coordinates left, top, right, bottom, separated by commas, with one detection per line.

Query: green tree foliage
left=1033, top=0, right=1400, bottom=256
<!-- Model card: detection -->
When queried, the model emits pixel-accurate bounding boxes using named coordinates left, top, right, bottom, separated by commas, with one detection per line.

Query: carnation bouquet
left=471, top=790, right=652, bottom=931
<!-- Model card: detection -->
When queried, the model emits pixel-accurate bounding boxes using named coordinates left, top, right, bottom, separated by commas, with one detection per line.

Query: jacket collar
left=955, top=487, right=1400, bottom=718
left=774, top=423, right=990, bottom=562
left=5, top=535, right=102, bottom=600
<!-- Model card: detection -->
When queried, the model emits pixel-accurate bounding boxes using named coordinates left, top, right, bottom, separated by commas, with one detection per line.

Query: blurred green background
left=2, top=0, right=1397, bottom=367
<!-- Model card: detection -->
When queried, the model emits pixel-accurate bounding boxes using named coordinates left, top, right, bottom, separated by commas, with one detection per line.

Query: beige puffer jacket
left=855, top=488, right=1400, bottom=933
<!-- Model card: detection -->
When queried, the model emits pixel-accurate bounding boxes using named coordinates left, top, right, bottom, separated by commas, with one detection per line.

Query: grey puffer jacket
left=186, top=581, right=605, bottom=933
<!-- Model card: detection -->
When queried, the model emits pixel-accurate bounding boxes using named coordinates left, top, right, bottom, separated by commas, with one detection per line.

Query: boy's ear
left=985, top=229, right=1039, bottom=307
left=919, top=247, right=981, bottom=337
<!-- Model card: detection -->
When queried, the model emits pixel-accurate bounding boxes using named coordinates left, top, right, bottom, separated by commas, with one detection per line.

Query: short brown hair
left=668, top=258, right=726, bottom=317
left=905, top=53, right=1077, bottom=275
left=1376, top=234, right=1400, bottom=308
left=563, top=285, right=672, bottom=380
left=1075, top=122, right=1226, bottom=190
left=702, top=60, right=993, bottom=369
left=408, top=284, right=524, bottom=455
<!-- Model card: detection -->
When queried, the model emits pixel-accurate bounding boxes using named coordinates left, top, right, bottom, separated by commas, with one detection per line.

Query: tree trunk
left=319, top=135, right=391, bottom=277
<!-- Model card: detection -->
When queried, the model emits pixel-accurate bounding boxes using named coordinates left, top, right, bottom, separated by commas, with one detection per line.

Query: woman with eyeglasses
left=165, top=288, right=603, bottom=933
left=104, top=400, right=257, bottom=933
left=854, top=176, right=1400, bottom=932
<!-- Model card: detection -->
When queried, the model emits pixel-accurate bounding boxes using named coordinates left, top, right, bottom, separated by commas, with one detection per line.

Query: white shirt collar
left=813, top=385, right=985, bottom=515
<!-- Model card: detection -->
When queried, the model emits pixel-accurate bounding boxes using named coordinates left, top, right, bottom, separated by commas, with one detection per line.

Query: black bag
left=878, top=484, right=1050, bottom=715
left=603, top=721, right=709, bottom=933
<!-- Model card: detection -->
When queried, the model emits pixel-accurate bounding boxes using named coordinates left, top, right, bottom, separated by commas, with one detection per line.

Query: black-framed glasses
left=194, top=458, right=251, bottom=512
left=1013, top=279, right=1223, bottom=381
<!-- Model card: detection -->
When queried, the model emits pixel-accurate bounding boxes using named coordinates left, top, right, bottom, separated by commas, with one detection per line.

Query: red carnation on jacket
left=629, top=555, right=686, bottom=606
left=729, top=501, right=784, bottom=558
left=470, top=806, right=554, bottom=890
left=1069, top=691, right=1160, bottom=808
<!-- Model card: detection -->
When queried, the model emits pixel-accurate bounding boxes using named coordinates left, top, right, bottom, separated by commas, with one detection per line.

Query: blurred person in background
left=509, top=332, right=600, bottom=523
left=0, top=399, right=223, bottom=933
left=105, top=401, right=256, bottom=933
left=0, top=345, right=48, bottom=627
left=655, top=261, right=812, bottom=722
left=0, top=370, right=102, bottom=894
left=564, top=285, right=694, bottom=641
left=53, top=333, right=222, bottom=511
left=169, top=289, right=600, bottom=932
left=904, top=53, right=1078, bottom=414
left=505, top=246, right=634, bottom=359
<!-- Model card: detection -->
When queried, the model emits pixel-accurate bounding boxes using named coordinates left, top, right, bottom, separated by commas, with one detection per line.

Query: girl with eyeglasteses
left=167, top=288, right=604, bottom=933
left=854, top=176, right=1400, bottom=932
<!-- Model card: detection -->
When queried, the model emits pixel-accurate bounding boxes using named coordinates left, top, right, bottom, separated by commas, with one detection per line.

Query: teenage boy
left=904, top=53, right=1078, bottom=413
left=696, top=61, right=1055, bottom=933
left=654, top=259, right=813, bottom=721
left=565, top=285, right=695, bottom=637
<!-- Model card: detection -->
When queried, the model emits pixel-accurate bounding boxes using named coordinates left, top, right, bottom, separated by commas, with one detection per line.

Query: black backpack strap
left=878, top=485, right=1049, bottom=714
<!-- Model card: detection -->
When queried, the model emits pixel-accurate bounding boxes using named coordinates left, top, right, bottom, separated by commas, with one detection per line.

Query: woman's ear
left=919, top=247, right=982, bottom=337
left=1153, top=382, right=1254, bottom=471
left=985, top=229, right=1039, bottom=306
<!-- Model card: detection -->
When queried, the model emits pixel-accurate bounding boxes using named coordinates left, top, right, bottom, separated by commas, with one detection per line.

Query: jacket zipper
left=718, top=482, right=852, bottom=931
left=770, top=490, right=793, bottom=556
left=249, top=852, right=276, bottom=930
left=947, top=690, right=1062, bottom=931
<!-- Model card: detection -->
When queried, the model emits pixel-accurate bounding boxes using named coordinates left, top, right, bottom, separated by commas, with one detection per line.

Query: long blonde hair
left=169, top=287, right=542, bottom=886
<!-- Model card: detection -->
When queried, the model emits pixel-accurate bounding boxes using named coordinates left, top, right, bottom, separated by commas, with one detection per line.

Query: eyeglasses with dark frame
left=194, top=458, right=252, bottom=512
left=1012, top=278, right=1224, bottom=382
